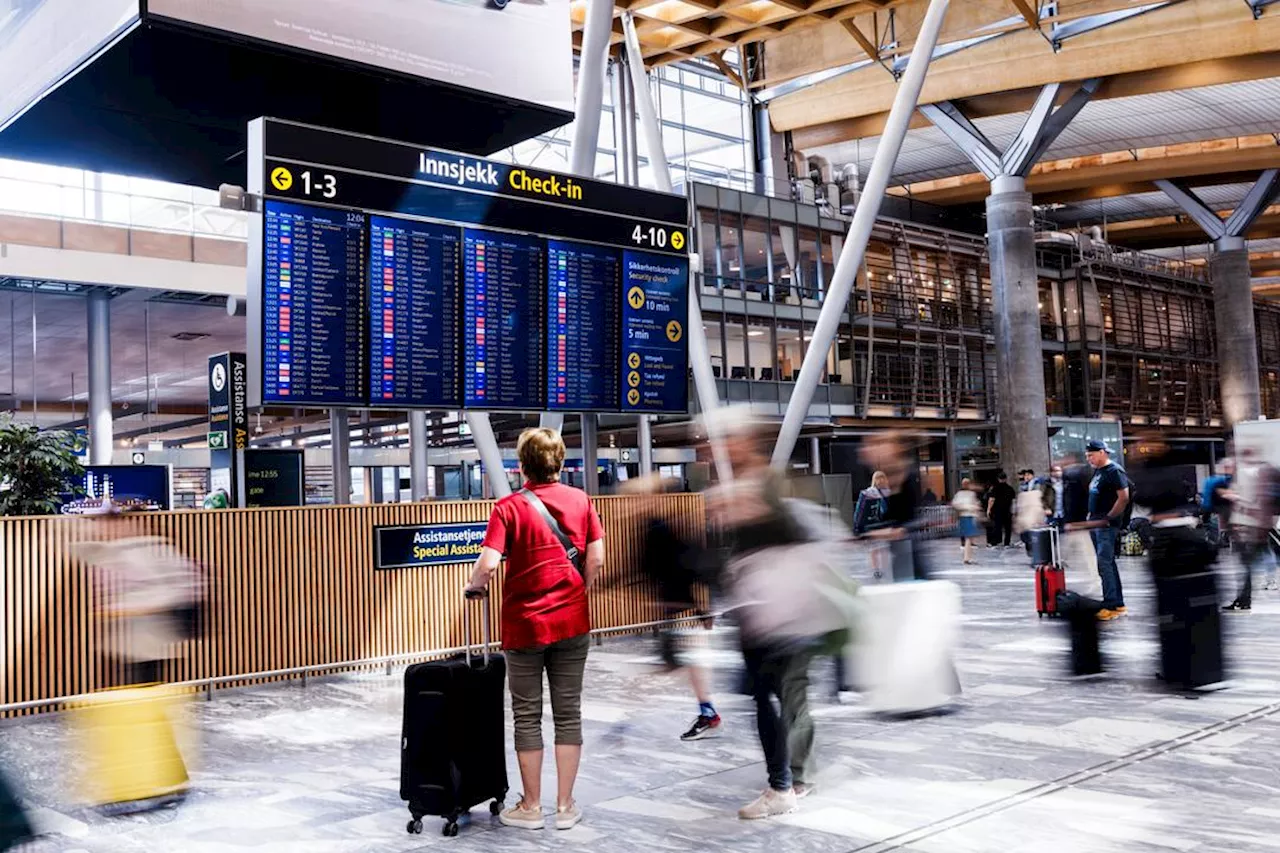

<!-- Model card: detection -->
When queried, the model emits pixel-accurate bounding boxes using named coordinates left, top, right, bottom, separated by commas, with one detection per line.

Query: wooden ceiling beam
left=773, top=0, right=1280, bottom=137
left=792, top=51, right=1280, bottom=150
left=1008, top=0, right=1041, bottom=31
left=898, top=135, right=1280, bottom=206
left=1104, top=205, right=1280, bottom=250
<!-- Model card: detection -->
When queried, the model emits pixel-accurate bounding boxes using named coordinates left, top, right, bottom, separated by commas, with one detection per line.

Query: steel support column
left=87, top=291, right=113, bottom=465
left=330, top=409, right=351, bottom=505
left=809, top=436, right=822, bottom=475
left=409, top=411, right=430, bottom=501
left=571, top=0, right=615, bottom=177
left=772, top=0, right=951, bottom=468
left=622, top=19, right=732, bottom=482
left=637, top=412, right=653, bottom=476
left=466, top=412, right=510, bottom=498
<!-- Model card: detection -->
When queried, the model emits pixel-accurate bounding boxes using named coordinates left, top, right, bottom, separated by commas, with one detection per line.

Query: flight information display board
left=462, top=229, right=544, bottom=410
left=261, top=201, right=367, bottom=406
left=546, top=240, right=620, bottom=411
left=368, top=216, right=461, bottom=407
left=248, top=118, right=690, bottom=413
left=621, top=251, right=690, bottom=413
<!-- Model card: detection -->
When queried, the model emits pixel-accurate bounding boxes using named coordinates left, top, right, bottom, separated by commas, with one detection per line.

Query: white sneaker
left=555, top=801, right=582, bottom=830
left=738, top=788, right=798, bottom=820
left=499, top=799, right=545, bottom=830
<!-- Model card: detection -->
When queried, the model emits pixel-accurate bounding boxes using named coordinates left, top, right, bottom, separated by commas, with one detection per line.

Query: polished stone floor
left=4, top=542, right=1280, bottom=853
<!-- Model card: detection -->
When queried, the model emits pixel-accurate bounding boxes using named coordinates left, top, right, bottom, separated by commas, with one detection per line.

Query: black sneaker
left=1223, top=602, right=1251, bottom=613
left=680, top=714, right=721, bottom=741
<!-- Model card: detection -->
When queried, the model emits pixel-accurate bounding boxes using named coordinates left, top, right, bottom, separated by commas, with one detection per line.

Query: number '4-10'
left=633, top=225, right=667, bottom=248
left=302, top=172, right=337, bottom=199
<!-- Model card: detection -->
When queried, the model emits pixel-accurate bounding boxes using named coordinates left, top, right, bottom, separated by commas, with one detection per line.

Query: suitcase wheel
left=442, top=821, right=459, bottom=837
left=406, top=819, right=423, bottom=835
left=490, top=800, right=504, bottom=816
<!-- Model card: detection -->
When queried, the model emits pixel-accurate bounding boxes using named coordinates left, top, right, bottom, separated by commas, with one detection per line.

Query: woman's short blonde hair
left=517, top=428, right=565, bottom=484
left=871, top=470, right=888, bottom=489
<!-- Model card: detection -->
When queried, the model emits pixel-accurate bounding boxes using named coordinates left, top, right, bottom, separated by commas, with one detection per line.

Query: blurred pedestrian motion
left=703, top=413, right=856, bottom=818
left=951, top=478, right=982, bottom=565
left=1222, top=446, right=1280, bottom=611
left=73, top=502, right=204, bottom=814
left=616, top=473, right=723, bottom=742
left=0, top=767, right=34, bottom=852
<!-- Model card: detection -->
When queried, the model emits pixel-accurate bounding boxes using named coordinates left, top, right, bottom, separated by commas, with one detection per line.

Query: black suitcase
left=1155, top=571, right=1224, bottom=690
left=401, top=591, right=508, bottom=837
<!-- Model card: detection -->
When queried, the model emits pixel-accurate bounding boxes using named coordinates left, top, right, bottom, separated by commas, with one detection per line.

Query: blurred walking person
left=861, top=433, right=931, bottom=580
left=1222, top=447, right=1280, bottom=612
left=0, top=767, right=34, bottom=852
left=952, top=479, right=982, bottom=565
left=705, top=415, right=851, bottom=818
left=466, top=428, right=603, bottom=830
left=75, top=502, right=202, bottom=813
left=618, top=474, right=723, bottom=742
left=986, top=473, right=1016, bottom=548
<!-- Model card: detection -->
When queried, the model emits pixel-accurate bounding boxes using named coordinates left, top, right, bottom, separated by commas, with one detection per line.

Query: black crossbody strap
left=519, top=488, right=586, bottom=575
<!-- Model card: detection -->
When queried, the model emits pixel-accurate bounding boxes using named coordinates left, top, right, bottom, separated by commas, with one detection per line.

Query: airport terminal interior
left=3, top=0, right=1280, bottom=851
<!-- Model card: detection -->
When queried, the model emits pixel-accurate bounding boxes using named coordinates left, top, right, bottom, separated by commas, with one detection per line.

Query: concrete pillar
left=409, top=411, right=430, bottom=501
left=581, top=414, right=599, bottom=495
left=1210, top=236, right=1262, bottom=425
left=87, top=291, right=113, bottom=465
left=986, top=176, right=1050, bottom=475
left=330, top=409, right=351, bottom=505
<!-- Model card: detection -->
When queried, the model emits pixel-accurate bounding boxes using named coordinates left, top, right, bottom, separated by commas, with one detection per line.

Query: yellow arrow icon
left=627, top=286, right=645, bottom=310
left=627, top=389, right=641, bottom=406
left=627, top=352, right=641, bottom=370
left=666, top=320, right=683, bottom=343
left=671, top=231, right=685, bottom=251
left=270, top=167, right=293, bottom=191
left=628, top=371, right=641, bottom=388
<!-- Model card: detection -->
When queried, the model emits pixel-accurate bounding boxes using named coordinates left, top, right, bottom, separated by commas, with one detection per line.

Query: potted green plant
left=0, top=415, right=85, bottom=516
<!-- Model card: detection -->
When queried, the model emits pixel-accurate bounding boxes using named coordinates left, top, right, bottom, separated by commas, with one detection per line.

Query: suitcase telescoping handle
left=463, top=588, right=492, bottom=668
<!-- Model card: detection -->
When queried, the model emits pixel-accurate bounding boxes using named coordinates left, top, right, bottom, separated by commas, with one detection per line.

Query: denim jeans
left=742, top=647, right=798, bottom=792
left=1093, top=526, right=1124, bottom=610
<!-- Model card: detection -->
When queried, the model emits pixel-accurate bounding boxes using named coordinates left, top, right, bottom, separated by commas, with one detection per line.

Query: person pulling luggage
left=466, top=428, right=604, bottom=831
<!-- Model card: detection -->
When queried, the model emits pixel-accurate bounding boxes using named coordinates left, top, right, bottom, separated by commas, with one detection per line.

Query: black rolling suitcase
left=401, top=590, right=508, bottom=837
left=1155, top=570, right=1224, bottom=690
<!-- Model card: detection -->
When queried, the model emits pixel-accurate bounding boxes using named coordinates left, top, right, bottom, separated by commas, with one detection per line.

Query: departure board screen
left=545, top=240, right=621, bottom=411
left=620, top=250, right=690, bottom=413
left=368, top=216, right=461, bottom=408
left=462, top=229, right=544, bottom=410
left=261, top=200, right=367, bottom=405
left=250, top=120, right=691, bottom=414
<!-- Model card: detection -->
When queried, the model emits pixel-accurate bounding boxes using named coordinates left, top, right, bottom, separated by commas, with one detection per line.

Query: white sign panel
left=0, top=0, right=139, bottom=129
left=148, top=0, right=573, bottom=112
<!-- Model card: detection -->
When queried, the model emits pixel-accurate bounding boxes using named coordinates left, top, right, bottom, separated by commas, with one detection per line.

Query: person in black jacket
left=1131, top=435, right=1224, bottom=690
left=1060, top=454, right=1092, bottom=527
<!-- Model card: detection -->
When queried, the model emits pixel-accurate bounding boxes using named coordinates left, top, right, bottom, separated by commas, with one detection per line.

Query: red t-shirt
left=482, top=482, right=602, bottom=651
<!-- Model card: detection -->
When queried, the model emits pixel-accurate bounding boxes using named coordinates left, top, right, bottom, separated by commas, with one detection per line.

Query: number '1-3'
left=302, top=171, right=337, bottom=199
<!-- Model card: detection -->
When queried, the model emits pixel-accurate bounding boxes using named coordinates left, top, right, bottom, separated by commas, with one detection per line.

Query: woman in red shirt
left=466, top=428, right=604, bottom=832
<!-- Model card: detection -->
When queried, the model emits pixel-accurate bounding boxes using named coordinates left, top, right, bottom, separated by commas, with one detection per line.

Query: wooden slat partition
left=0, top=494, right=704, bottom=716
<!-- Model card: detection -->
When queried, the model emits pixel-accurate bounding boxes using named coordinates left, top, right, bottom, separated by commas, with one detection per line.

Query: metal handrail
left=0, top=614, right=710, bottom=716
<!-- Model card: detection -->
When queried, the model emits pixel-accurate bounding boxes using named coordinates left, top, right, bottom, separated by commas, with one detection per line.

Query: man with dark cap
left=1067, top=440, right=1130, bottom=621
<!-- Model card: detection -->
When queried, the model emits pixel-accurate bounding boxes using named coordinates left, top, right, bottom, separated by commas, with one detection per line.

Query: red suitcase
left=1032, top=527, right=1065, bottom=618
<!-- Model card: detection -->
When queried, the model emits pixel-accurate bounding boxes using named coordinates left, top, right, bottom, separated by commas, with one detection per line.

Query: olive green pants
left=506, top=634, right=590, bottom=753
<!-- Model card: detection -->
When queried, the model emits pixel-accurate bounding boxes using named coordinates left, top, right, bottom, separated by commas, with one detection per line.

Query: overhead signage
left=374, top=523, right=488, bottom=570
left=209, top=352, right=248, bottom=506
left=246, top=119, right=690, bottom=415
